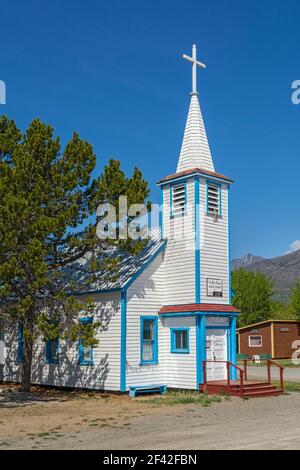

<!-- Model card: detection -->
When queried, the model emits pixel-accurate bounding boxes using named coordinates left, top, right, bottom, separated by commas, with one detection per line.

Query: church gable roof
left=61, top=228, right=166, bottom=295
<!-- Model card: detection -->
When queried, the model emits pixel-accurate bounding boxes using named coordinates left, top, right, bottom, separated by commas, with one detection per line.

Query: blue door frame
left=197, top=314, right=237, bottom=385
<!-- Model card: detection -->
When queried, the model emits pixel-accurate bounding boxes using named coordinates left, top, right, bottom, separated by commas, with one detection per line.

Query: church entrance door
left=205, top=330, right=227, bottom=381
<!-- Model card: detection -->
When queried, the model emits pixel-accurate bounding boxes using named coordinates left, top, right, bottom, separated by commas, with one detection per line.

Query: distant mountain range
left=232, top=251, right=300, bottom=303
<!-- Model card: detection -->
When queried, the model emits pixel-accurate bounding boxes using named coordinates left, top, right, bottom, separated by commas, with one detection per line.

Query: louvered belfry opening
left=207, top=183, right=220, bottom=215
left=172, top=184, right=186, bottom=217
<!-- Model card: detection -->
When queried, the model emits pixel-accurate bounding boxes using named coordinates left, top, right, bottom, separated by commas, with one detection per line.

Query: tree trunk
left=20, top=327, right=33, bottom=392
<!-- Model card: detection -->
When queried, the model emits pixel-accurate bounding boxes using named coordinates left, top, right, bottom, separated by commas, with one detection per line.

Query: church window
left=140, top=317, right=158, bottom=364
left=45, top=321, right=60, bottom=365
left=170, top=328, right=190, bottom=353
left=46, top=338, right=59, bottom=364
left=78, top=317, right=94, bottom=366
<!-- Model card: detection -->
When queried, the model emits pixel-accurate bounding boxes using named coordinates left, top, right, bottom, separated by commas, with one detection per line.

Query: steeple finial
left=182, top=44, right=206, bottom=95
left=177, top=44, right=214, bottom=173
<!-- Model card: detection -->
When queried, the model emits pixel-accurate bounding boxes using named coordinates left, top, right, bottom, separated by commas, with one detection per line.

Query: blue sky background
left=1, top=0, right=300, bottom=259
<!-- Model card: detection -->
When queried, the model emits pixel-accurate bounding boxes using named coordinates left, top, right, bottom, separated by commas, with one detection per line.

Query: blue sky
left=1, top=0, right=300, bottom=259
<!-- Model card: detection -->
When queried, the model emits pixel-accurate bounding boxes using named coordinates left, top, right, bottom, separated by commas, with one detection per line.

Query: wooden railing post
left=202, top=361, right=207, bottom=393
left=280, top=367, right=284, bottom=390
left=243, top=359, right=248, bottom=381
left=267, top=359, right=285, bottom=390
left=226, top=362, right=230, bottom=386
left=240, top=370, right=244, bottom=397
left=267, top=360, right=271, bottom=384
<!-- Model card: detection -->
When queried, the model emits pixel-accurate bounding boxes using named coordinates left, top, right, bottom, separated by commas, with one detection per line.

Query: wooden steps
left=200, top=380, right=284, bottom=399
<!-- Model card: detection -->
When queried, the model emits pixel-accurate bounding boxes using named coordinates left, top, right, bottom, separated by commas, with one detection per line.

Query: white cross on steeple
left=183, top=44, right=206, bottom=95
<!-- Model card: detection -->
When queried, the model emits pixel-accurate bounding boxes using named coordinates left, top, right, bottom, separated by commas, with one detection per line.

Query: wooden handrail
left=202, top=360, right=244, bottom=397
left=240, top=359, right=285, bottom=391
left=267, top=360, right=285, bottom=390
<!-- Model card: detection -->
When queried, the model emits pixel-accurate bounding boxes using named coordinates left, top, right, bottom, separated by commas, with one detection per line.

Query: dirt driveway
left=1, top=384, right=300, bottom=450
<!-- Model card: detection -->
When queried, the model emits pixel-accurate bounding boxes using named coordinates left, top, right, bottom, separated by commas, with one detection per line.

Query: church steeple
left=177, top=44, right=215, bottom=173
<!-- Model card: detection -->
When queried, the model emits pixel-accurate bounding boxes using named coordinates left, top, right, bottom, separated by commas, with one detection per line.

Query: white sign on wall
left=207, top=278, right=223, bottom=297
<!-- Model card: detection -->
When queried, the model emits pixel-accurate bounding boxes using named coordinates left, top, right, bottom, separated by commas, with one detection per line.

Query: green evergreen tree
left=232, top=269, right=274, bottom=327
left=0, top=116, right=150, bottom=391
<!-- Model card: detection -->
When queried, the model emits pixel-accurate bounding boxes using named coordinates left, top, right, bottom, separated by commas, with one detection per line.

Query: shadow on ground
left=0, top=383, right=89, bottom=408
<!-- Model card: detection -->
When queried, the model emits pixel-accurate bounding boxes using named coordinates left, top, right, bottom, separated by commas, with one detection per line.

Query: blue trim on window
left=46, top=338, right=60, bottom=365
left=194, top=177, right=200, bottom=303
left=18, top=323, right=23, bottom=364
left=80, top=316, right=93, bottom=324
left=140, top=316, right=158, bottom=365
left=170, top=328, right=190, bottom=354
left=78, top=317, right=93, bottom=366
left=206, top=180, right=222, bottom=217
left=120, top=289, right=127, bottom=392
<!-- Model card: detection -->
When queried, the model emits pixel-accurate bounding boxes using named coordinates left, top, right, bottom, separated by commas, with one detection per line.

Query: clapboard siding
left=126, top=252, right=165, bottom=387
left=199, top=178, right=229, bottom=304
left=161, top=317, right=197, bottom=389
left=3, top=291, right=122, bottom=391
left=162, top=179, right=196, bottom=305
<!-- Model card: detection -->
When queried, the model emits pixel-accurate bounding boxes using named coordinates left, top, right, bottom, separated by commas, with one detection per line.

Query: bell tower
left=158, top=44, right=233, bottom=307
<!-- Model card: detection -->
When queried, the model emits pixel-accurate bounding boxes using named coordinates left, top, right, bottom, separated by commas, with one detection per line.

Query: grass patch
left=37, top=432, right=51, bottom=438
left=273, top=381, right=300, bottom=392
left=140, top=390, right=222, bottom=407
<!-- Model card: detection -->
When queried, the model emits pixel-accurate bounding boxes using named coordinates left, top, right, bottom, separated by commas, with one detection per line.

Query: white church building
left=2, top=45, right=240, bottom=393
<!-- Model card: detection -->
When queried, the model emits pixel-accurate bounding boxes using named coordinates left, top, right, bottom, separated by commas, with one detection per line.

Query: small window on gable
left=249, top=335, right=262, bottom=347
left=207, top=182, right=221, bottom=216
left=171, top=183, right=186, bottom=217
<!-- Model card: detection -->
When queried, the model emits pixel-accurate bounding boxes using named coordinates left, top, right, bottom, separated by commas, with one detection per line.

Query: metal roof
left=61, top=228, right=166, bottom=295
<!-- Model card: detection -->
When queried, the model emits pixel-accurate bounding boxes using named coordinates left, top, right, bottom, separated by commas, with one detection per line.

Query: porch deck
left=200, top=379, right=284, bottom=398
left=200, top=360, right=285, bottom=398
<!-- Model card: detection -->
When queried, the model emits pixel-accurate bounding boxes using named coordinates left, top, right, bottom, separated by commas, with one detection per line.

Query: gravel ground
left=1, top=388, right=300, bottom=450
